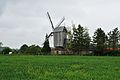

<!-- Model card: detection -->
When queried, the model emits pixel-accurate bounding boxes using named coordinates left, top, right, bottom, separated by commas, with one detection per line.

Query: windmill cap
left=53, top=26, right=67, bottom=32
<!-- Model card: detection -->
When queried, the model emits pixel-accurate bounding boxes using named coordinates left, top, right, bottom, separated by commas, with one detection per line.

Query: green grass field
left=0, top=55, right=120, bottom=80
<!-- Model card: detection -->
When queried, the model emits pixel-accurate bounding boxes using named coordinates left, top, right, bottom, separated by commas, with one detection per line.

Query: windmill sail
left=46, top=12, right=67, bottom=49
left=56, top=17, right=65, bottom=28
left=47, top=32, right=53, bottom=38
left=47, top=12, right=54, bottom=30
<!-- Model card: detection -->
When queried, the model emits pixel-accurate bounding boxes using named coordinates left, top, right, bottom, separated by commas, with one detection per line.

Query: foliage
left=2, top=47, right=12, bottom=54
left=26, top=45, right=41, bottom=55
left=71, top=25, right=91, bottom=54
left=83, top=28, right=91, bottom=50
left=19, top=44, right=29, bottom=54
left=66, top=30, right=73, bottom=53
left=104, top=50, right=120, bottom=56
left=93, top=28, right=107, bottom=55
left=41, top=34, right=51, bottom=54
left=107, top=27, right=120, bottom=50
left=1, top=26, right=120, bottom=56
left=12, top=49, right=19, bottom=54
left=0, top=42, right=3, bottom=47
left=19, top=44, right=41, bottom=55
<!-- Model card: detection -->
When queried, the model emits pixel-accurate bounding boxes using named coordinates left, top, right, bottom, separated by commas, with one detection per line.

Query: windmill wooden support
left=46, top=12, right=67, bottom=54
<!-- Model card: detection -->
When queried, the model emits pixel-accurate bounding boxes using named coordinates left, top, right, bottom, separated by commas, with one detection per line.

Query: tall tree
left=19, top=44, right=29, bottom=54
left=41, top=34, right=51, bottom=54
left=71, top=24, right=91, bottom=54
left=66, top=30, right=73, bottom=53
left=93, top=28, right=107, bottom=55
left=83, top=28, right=91, bottom=51
left=2, top=47, right=12, bottom=54
left=0, top=42, right=3, bottom=47
left=108, top=27, right=120, bottom=50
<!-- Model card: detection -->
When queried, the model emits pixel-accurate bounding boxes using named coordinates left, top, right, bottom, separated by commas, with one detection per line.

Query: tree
left=93, top=28, right=107, bottom=55
left=2, top=47, right=12, bottom=54
left=71, top=24, right=91, bottom=54
left=0, top=42, right=3, bottom=47
left=83, top=28, right=91, bottom=51
left=41, top=34, right=51, bottom=54
left=26, top=45, right=41, bottom=55
left=108, top=27, right=120, bottom=50
left=66, top=30, right=73, bottom=53
left=19, top=44, right=29, bottom=54
left=12, top=49, right=19, bottom=54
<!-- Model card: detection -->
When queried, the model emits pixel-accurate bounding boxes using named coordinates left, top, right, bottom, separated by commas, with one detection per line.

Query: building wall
left=53, top=31, right=67, bottom=48
left=53, top=26, right=67, bottom=48
left=62, top=31, right=67, bottom=48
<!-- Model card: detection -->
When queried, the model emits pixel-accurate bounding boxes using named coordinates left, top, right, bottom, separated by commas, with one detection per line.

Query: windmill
left=46, top=12, right=67, bottom=50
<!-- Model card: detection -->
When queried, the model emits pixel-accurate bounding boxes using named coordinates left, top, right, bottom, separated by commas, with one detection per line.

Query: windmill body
left=53, top=26, right=67, bottom=48
left=47, top=12, right=67, bottom=52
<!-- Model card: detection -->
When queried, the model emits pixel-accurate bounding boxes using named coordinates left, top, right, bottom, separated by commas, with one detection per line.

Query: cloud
left=0, top=0, right=7, bottom=16
left=0, top=0, right=120, bottom=48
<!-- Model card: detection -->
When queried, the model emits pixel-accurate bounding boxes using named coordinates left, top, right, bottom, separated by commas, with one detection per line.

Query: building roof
left=54, top=26, right=67, bottom=32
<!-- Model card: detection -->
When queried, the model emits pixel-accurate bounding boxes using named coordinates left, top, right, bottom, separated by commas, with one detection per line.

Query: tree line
left=0, top=24, right=120, bottom=56
left=0, top=35, right=51, bottom=55
left=67, top=24, right=120, bottom=56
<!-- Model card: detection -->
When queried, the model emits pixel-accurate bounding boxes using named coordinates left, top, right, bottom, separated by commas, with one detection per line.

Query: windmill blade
left=47, top=12, right=54, bottom=30
left=47, top=32, right=53, bottom=38
left=42, top=32, right=53, bottom=45
left=56, top=17, right=65, bottom=27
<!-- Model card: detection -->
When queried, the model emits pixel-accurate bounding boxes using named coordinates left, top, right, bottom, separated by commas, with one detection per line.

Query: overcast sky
left=0, top=0, right=120, bottom=48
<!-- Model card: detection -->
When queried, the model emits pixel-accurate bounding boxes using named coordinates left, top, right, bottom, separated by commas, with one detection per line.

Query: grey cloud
left=0, top=0, right=120, bottom=48
left=0, top=0, right=7, bottom=16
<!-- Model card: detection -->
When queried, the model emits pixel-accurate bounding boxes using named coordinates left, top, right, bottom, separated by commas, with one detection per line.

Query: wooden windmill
left=47, top=12, right=67, bottom=51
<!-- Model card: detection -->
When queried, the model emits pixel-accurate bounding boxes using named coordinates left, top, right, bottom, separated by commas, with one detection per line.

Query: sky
left=0, top=0, right=120, bottom=49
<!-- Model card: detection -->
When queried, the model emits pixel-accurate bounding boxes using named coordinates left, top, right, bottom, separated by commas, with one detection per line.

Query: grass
left=0, top=55, right=120, bottom=80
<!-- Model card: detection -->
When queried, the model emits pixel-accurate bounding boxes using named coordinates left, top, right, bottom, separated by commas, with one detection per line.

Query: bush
left=105, top=50, right=120, bottom=56
left=19, top=44, right=28, bottom=54
left=2, top=47, right=12, bottom=55
left=25, top=45, right=41, bottom=55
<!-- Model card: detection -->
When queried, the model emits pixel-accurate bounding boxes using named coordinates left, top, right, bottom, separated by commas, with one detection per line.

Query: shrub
left=104, top=50, right=120, bottom=56
left=2, top=47, right=12, bottom=55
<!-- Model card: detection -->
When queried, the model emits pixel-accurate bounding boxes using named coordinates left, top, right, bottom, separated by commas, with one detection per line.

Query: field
left=0, top=55, right=120, bottom=80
